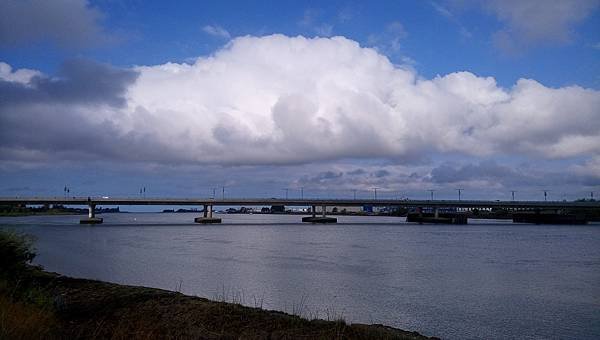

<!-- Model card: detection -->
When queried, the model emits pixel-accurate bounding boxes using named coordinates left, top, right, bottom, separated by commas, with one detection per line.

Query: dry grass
left=0, top=294, right=59, bottom=340
left=0, top=272, right=437, bottom=340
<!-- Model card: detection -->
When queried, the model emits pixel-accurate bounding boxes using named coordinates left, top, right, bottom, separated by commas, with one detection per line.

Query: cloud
left=570, top=156, right=600, bottom=181
left=0, top=59, right=138, bottom=106
left=202, top=25, right=231, bottom=39
left=0, top=59, right=139, bottom=161
left=299, top=9, right=334, bottom=37
left=430, top=2, right=472, bottom=39
left=429, top=160, right=600, bottom=189
left=0, top=0, right=112, bottom=48
left=368, top=21, right=409, bottom=55
left=0, top=62, right=42, bottom=84
left=483, top=0, right=599, bottom=53
left=1, top=35, right=599, bottom=167
left=430, top=161, right=522, bottom=185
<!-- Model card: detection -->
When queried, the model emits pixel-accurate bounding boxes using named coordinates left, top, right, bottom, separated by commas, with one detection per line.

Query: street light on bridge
left=428, top=189, right=435, bottom=201
left=456, top=188, right=463, bottom=201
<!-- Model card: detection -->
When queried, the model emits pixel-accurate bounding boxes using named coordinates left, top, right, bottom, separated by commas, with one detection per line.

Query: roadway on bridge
left=1, top=197, right=599, bottom=209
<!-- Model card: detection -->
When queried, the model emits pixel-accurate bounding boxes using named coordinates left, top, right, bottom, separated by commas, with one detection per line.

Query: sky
left=1, top=0, right=599, bottom=202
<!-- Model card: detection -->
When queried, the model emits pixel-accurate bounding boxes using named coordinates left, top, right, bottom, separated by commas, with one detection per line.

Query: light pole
left=428, top=189, right=435, bottom=201
left=300, top=187, right=304, bottom=200
left=511, top=190, right=516, bottom=201
left=222, top=186, right=225, bottom=200
left=543, top=190, right=548, bottom=202
left=372, top=187, right=379, bottom=200
left=456, top=188, right=463, bottom=201
left=283, top=188, right=289, bottom=199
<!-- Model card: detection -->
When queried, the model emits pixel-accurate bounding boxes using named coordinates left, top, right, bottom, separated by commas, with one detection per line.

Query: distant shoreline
left=0, top=207, right=123, bottom=217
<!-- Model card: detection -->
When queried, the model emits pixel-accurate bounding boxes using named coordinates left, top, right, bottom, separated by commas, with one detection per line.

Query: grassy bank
left=0, top=230, right=438, bottom=339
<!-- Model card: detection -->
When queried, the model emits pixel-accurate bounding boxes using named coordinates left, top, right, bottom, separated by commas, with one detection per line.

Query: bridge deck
left=1, top=197, right=599, bottom=209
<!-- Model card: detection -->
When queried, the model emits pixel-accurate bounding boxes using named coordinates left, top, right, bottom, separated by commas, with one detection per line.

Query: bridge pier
left=302, top=205, right=337, bottom=223
left=194, top=204, right=221, bottom=223
left=80, top=204, right=103, bottom=224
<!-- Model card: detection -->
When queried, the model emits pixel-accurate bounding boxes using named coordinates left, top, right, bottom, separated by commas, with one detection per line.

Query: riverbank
left=0, top=205, right=122, bottom=217
left=1, top=270, right=437, bottom=339
left=0, top=230, right=437, bottom=339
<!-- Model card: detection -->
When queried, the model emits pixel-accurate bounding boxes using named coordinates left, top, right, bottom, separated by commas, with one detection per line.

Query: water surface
left=2, top=213, right=599, bottom=339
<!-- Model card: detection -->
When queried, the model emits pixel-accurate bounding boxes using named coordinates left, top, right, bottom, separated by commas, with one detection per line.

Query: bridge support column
left=195, top=204, right=221, bottom=223
left=302, top=204, right=337, bottom=223
left=80, top=204, right=103, bottom=224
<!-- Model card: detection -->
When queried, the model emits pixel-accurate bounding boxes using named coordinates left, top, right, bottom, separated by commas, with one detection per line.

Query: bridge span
left=2, top=197, right=599, bottom=224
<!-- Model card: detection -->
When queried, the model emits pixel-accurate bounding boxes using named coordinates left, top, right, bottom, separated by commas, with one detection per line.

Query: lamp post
left=456, top=188, right=463, bottom=201
left=372, top=187, right=379, bottom=200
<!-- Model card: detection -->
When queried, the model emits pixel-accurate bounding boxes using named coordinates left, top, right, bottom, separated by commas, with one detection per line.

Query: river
left=2, top=213, right=599, bottom=339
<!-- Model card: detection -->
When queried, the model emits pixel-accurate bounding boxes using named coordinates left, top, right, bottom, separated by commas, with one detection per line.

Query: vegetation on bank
left=0, top=205, right=120, bottom=217
left=0, top=231, right=60, bottom=339
left=0, top=229, right=437, bottom=339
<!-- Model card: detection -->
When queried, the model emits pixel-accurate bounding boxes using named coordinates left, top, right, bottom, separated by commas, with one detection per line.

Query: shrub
left=0, top=230, right=37, bottom=278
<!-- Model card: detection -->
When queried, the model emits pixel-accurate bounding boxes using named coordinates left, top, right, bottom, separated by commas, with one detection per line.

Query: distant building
left=314, top=206, right=363, bottom=214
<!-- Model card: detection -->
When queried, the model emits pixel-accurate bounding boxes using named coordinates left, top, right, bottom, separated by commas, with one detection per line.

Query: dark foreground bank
left=2, top=270, right=438, bottom=339
left=0, top=230, right=437, bottom=339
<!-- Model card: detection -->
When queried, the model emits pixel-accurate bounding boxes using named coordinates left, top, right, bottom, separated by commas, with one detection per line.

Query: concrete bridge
left=2, top=197, right=598, bottom=224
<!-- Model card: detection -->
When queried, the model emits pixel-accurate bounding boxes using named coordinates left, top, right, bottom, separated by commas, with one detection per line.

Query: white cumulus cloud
left=1, top=35, right=599, bottom=166
left=202, top=25, right=231, bottom=39
left=0, top=62, right=41, bottom=84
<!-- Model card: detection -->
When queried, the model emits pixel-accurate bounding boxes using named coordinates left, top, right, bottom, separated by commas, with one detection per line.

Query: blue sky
left=1, top=0, right=599, bottom=201
left=3, top=1, right=599, bottom=88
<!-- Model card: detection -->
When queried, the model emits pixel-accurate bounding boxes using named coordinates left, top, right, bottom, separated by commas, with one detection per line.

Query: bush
left=0, top=230, right=37, bottom=278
